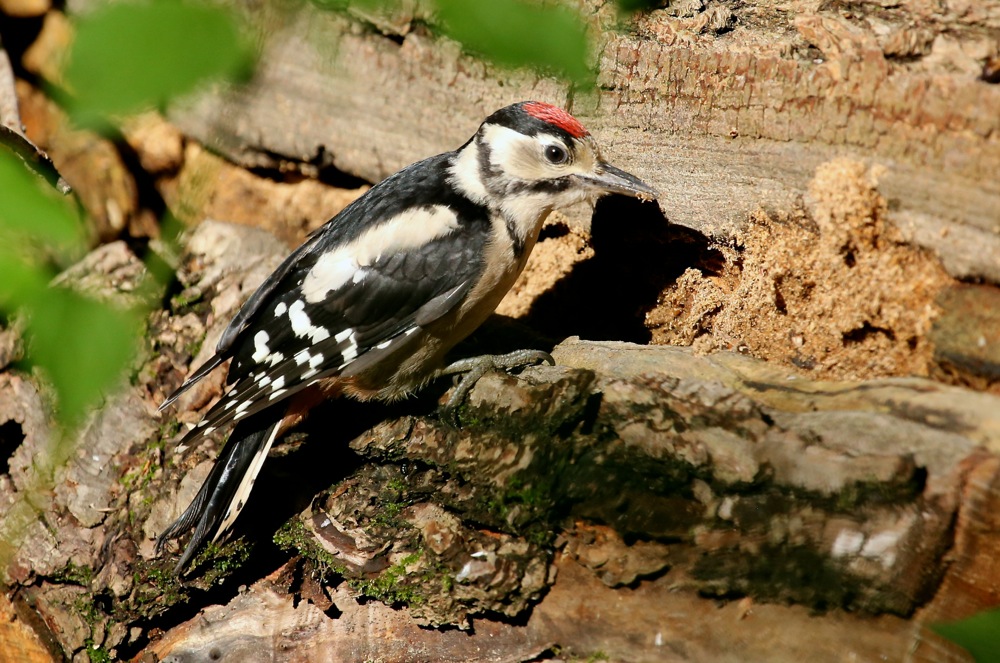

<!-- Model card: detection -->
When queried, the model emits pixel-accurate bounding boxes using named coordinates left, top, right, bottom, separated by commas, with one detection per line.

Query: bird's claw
left=436, top=349, right=554, bottom=427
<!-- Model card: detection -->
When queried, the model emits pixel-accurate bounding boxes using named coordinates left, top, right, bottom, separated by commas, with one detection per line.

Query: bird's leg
left=436, top=349, right=554, bottom=425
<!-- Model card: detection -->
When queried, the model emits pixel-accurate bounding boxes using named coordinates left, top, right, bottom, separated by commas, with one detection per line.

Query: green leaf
left=0, top=152, right=82, bottom=256
left=65, top=0, right=254, bottom=121
left=932, top=608, right=1000, bottom=662
left=22, top=286, right=140, bottom=426
left=433, top=0, right=592, bottom=86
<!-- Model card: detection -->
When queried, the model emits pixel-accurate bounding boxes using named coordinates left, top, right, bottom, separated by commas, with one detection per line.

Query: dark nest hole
left=0, top=419, right=24, bottom=476
left=521, top=194, right=725, bottom=344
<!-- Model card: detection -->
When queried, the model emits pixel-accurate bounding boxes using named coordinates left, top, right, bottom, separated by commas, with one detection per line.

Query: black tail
left=157, top=408, right=283, bottom=574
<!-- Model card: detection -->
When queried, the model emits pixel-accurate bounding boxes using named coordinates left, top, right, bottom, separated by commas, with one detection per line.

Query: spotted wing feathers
left=166, top=196, right=489, bottom=451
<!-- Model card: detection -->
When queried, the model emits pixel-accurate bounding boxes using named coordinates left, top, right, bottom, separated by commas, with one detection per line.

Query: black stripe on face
left=476, top=135, right=574, bottom=197
left=477, top=136, right=502, bottom=192
left=504, top=216, right=524, bottom=257
left=507, top=177, right=573, bottom=196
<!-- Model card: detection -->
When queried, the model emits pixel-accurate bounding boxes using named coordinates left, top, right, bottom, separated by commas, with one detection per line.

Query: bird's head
left=449, top=101, right=657, bottom=229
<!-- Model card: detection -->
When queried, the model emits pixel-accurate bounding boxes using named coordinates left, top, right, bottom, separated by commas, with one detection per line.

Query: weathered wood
left=169, top=1, right=1000, bottom=282
left=0, top=222, right=998, bottom=660
left=150, top=555, right=972, bottom=663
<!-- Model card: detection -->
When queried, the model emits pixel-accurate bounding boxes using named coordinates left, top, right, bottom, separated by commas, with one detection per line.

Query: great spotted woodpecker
left=157, top=101, right=657, bottom=572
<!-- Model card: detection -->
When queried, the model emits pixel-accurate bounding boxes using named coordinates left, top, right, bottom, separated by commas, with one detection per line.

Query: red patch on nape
left=522, top=102, right=589, bottom=139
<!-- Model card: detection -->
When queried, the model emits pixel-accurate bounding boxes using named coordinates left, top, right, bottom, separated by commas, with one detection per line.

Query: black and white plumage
left=157, top=101, right=657, bottom=572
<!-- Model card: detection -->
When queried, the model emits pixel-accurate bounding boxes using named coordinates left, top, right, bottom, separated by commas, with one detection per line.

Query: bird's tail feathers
left=159, top=353, right=226, bottom=411
left=156, top=408, right=283, bottom=574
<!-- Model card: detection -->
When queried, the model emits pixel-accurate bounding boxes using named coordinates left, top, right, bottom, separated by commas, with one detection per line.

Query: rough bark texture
left=0, top=222, right=998, bottom=661
left=169, top=0, right=1000, bottom=282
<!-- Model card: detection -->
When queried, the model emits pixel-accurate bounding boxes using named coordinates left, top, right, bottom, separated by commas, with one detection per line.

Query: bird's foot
left=436, top=349, right=554, bottom=426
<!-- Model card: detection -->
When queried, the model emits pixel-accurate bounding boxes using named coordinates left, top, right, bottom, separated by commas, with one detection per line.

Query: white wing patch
left=301, top=204, right=461, bottom=304
left=287, top=300, right=331, bottom=343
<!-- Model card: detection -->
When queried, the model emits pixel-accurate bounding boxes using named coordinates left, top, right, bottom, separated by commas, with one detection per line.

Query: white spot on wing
left=288, top=300, right=330, bottom=343
left=274, top=302, right=287, bottom=317
left=342, top=339, right=358, bottom=362
left=252, top=330, right=271, bottom=363
left=309, top=353, right=324, bottom=369
left=269, top=388, right=287, bottom=401
left=294, top=349, right=312, bottom=366
left=302, top=253, right=359, bottom=304
left=271, top=376, right=285, bottom=391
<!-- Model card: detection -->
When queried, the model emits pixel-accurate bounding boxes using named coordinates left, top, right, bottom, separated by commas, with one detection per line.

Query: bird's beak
left=575, top=162, right=658, bottom=201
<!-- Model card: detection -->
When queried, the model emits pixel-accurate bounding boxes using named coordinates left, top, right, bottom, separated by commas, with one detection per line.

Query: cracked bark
left=0, top=222, right=997, bottom=661
left=169, top=1, right=1000, bottom=282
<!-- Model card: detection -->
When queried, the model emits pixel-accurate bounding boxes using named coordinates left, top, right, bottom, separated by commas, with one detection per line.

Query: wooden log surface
left=0, top=221, right=997, bottom=661
left=169, top=1, right=1000, bottom=282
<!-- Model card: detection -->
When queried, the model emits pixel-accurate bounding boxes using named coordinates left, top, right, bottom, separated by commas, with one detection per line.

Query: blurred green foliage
left=0, top=151, right=82, bottom=255
left=0, top=150, right=140, bottom=428
left=933, top=609, right=1000, bottom=662
left=64, top=0, right=254, bottom=122
left=316, top=0, right=595, bottom=86
left=0, top=0, right=252, bottom=428
left=434, top=0, right=591, bottom=86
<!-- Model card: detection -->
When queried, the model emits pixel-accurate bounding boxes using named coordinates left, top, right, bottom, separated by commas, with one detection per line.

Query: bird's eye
left=544, top=144, right=569, bottom=165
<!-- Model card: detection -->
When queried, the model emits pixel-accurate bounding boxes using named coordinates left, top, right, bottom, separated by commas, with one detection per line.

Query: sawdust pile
left=645, top=158, right=951, bottom=380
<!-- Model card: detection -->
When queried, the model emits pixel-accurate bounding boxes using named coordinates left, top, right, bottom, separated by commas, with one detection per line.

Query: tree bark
left=1, top=222, right=998, bottom=661
left=170, top=1, right=1000, bottom=282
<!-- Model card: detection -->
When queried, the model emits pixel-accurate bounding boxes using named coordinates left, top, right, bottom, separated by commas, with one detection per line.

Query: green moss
left=189, top=538, right=252, bottom=585
left=349, top=551, right=424, bottom=606
left=274, top=519, right=346, bottom=579
left=54, top=561, right=94, bottom=586
left=169, top=290, right=205, bottom=315
left=184, top=335, right=204, bottom=359
left=691, top=542, right=870, bottom=612
left=832, top=477, right=922, bottom=512
left=74, top=596, right=104, bottom=626
left=120, top=559, right=189, bottom=620
left=84, top=639, right=113, bottom=663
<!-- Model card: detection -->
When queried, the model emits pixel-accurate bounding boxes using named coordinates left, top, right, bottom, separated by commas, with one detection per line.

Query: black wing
left=164, top=153, right=492, bottom=442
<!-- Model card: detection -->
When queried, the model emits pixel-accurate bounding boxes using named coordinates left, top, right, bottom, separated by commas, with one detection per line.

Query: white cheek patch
left=483, top=124, right=547, bottom=181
